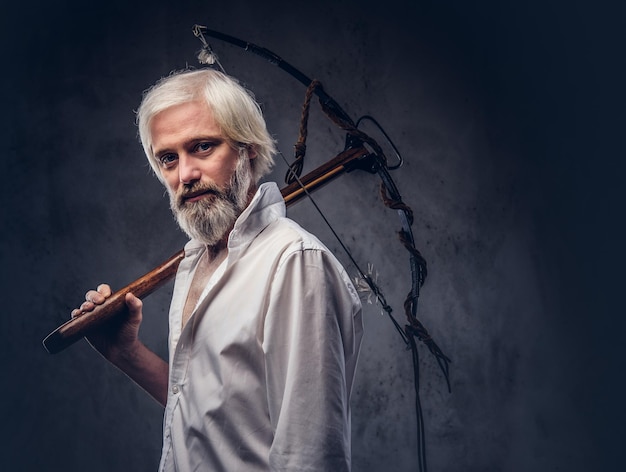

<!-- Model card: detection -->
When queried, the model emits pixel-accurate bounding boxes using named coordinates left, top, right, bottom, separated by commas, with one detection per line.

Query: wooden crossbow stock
left=42, top=144, right=372, bottom=354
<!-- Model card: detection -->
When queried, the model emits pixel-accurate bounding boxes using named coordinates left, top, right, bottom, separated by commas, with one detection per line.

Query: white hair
left=136, top=69, right=276, bottom=183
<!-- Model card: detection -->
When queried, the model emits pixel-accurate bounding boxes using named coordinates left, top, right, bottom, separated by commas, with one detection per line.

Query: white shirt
left=159, top=182, right=363, bottom=472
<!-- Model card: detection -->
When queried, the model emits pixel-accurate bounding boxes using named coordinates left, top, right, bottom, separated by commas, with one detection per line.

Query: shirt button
left=172, top=385, right=180, bottom=394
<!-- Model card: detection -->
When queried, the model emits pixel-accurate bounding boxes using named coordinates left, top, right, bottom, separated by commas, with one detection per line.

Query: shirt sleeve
left=262, top=247, right=362, bottom=472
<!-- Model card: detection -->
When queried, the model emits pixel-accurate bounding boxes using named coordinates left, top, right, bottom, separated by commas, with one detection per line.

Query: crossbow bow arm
left=193, top=25, right=355, bottom=127
left=193, top=23, right=449, bottom=378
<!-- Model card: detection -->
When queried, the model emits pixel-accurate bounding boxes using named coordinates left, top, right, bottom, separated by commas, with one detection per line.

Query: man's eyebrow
left=189, top=135, right=223, bottom=143
left=153, top=146, right=173, bottom=159
left=153, top=136, right=224, bottom=157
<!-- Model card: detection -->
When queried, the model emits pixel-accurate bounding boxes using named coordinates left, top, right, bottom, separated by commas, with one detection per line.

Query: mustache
left=175, top=182, right=225, bottom=207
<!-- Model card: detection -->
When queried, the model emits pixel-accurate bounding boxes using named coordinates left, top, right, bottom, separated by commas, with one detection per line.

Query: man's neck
left=205, top=238, right=228, bottom=260
left=203, top=183, right=258, bottom=257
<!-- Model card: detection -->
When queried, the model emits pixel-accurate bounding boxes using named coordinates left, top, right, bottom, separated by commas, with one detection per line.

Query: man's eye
left=195, top=142, right=214, bottom=152
left=158, top=154, right=178, bottom=168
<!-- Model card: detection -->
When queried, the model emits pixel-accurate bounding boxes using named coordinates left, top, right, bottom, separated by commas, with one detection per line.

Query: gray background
left=2, top=0, right=624, bottom=471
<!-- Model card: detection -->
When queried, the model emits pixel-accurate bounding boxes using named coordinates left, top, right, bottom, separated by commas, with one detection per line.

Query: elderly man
left=73, top=69, right=363, bottom=471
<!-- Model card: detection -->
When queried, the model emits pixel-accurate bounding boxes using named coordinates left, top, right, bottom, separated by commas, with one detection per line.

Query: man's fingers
left=79, top=300, right=94, bottom=311
left=73, top=284, right=111, bottom=317
left=85, top=289, right=107, bottom=305
left=125, top=292, right=143, bottom=314
left=70, top=284, right=112, bottom=319
left=96, top=284, right=112, bottom=297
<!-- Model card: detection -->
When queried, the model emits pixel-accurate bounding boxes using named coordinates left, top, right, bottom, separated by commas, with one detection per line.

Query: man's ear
left=247, top=145, right=258, bottom=160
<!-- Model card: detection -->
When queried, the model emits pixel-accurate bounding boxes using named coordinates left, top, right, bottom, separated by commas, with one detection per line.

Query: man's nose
left=178, top=154, right=201, bottom=184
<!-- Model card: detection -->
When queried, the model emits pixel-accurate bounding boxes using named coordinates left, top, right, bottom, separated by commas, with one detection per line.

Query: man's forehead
left=150, top=101, right=223, bottom=147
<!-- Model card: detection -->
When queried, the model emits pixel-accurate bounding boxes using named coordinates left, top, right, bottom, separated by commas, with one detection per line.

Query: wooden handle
left=43, top=250, right=185, bottom=354
left=43, top=146, right=372, bottom=354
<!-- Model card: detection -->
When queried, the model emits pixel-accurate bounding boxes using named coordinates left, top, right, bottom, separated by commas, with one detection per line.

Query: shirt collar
left=183, top=182, right=286, bottom=256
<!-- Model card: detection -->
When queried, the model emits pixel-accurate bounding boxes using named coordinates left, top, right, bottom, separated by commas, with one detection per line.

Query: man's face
left=150, top=101, right=255, bottom=245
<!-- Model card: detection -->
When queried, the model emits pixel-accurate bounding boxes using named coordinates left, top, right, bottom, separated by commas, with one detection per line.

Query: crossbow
left=43, top=25, right=450, bottom=472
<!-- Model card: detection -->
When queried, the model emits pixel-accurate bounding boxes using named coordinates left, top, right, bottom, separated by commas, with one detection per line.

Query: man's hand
left=71, top=284, right=143, bottom=364
left=70, top=283, right=169, bottom=406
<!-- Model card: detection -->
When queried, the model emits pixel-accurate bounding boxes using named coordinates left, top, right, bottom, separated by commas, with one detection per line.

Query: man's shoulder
left=257, top=216, right=328, bottom=254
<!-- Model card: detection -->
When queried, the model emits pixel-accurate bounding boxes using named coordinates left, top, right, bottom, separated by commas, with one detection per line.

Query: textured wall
left=2, top=1, right=623, bottom=471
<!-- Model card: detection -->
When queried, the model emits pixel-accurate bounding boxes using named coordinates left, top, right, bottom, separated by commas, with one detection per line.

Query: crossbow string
left=193, top=25, right=451, bottom=472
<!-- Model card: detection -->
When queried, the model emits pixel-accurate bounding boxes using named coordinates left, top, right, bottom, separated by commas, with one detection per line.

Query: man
left=73, top=69, right=363, bottom=471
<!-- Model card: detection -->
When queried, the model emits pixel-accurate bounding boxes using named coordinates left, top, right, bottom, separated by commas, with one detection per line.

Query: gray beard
left=169, top=156, right=252, bottom=247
